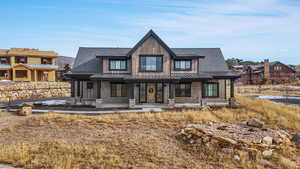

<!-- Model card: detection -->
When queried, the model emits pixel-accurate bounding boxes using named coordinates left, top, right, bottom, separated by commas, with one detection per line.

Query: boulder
left=262, top=136, right=273, bottom=145
left=262, top=150, right=273, bottom=157
left=259, top=159, right=273, bottom=167
left=22, top=102, right=33, bottom=107
left=291, top=133, right=300, bottom=144
left=17, top=106, right=32, bottom=116
left=246, top=118, right=264, bottom=128
left=233, top=155, right=240, bottom=161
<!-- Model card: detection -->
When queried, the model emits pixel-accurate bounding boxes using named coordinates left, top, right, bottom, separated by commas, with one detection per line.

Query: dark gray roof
left=72, top=47, right=230, bottom=74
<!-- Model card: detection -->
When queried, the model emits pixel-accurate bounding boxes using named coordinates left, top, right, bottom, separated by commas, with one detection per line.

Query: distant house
left=0, top=48, right=58, bottom=81
left=294, top=65, right=300, bottom=80
left=236, top=59, right=296, bottom=85
left=66, top=30, right=239, bottom=108
left=56, top=56, right=74, bottom=81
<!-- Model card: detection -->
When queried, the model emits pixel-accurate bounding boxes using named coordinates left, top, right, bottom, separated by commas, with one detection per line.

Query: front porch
left=68, top=79, right=237, bottom=109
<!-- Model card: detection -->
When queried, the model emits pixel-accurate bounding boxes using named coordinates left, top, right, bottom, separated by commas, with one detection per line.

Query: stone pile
left=17, top=102, right=33, bottom=116
left=0, top=82, right=70, bottom=102
left=177, top=118, right=293, bottom=166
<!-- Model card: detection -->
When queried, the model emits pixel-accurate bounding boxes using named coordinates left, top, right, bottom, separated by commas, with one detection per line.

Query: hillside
left=0, top=96, right=299, bottom=169
left=56, top=56, right=75, bottom=69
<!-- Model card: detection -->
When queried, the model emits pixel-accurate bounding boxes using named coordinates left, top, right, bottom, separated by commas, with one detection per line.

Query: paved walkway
left=0, top=164, right=23, bottom=169
left=9, top=107, right=164, bottom=115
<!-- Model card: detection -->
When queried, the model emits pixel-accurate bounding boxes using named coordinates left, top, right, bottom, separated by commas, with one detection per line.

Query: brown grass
left=0, top=96, right=299, bottom=169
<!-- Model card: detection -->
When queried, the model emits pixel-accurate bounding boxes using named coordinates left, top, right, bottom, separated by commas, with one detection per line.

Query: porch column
left=168, top=83, right=175, bottom=107
left=34, top=70, right=37, bottom=82
left=229, top=79, right=236, bottom=107
left=230, top=79, right=235, bottom=98
left=128, top=83, right=135, bottom=108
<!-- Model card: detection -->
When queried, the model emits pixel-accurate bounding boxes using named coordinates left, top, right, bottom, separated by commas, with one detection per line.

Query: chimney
left=264, top=59, right=270, bottom=82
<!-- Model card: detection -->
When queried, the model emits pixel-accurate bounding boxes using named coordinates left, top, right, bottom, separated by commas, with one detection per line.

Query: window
left=175, top=83, right=191, bottom=97
left=111, top=83, right=127, bottom=97
left=0, top=57, right=9, bottom=64
left=140, top=56, right=163, bottom=72
left=0, top=70, right=7, bottom=77
left=15, top=70, right=27, bottom=78
left=203, top=82, right=219, bottom=98
left=274, top=66, right=282, bottom=71
left=15, top=56, right=27, bottom=64
left=109, top=59, right=127, bottom=71
left=41, top=58, right=52, bottom=64
left=87, top=82, right=93, bottom=89
left=174, top=60, right=192, bottom=71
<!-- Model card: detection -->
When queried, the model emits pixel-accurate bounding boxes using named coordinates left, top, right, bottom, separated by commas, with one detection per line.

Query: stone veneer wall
left=0, top=82, right=70, bottom=102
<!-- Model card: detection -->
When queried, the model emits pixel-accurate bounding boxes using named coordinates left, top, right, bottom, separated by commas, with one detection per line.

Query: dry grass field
left=0, top=96, right=299, bottom=169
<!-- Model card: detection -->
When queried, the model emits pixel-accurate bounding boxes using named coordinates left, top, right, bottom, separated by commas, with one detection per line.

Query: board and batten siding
left=131, top=36, right=171, bottom=76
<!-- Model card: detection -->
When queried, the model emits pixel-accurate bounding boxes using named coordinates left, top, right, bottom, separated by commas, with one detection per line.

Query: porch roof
left=26, top=64, right=59, bottom=69
left=0, top=64, right=11, bottom=69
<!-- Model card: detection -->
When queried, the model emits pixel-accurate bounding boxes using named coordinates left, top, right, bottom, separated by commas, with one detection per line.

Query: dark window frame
left=109, top=59, right=127, bottom=71
left=139, top=55, right=163, bottom=72
left=111, top=82, right=127, bottom=97
left=174, top=59, right=192, bottom=71
left=87, top=81, right=94, bottom=89
left=175, top=83, right=192, bottom=97
left=0, top=57, right=10, bottom=64
left=15, top=56, right=27, bottom=64
left=41, top=58, right=52, bottom=64
left=202, top=82, right=219, bottom=98
left=15, top=70, right=27, bottom=78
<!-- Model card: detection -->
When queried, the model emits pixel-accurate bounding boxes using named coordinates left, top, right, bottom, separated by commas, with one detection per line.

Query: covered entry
left=139, top=83, right=164, bottom=103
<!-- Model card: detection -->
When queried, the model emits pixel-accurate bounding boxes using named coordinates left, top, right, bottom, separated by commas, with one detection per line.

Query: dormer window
left=140, top=55, right=163, bottom=72
left=174, top=60, right=192, bottom=71
left=109, top=59, right=127, bottom=71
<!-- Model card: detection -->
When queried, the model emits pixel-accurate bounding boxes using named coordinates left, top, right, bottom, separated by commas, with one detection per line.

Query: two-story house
left=0, top=48, right=58, bottom=81
left=66, top=30, right=239, bottom=108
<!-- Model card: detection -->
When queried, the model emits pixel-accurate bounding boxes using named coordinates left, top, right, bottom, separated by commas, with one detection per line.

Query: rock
left=239, top=121, right=247, bottom=126
left=262, top=150, right=273, bottom=157
left=17, top=106, right=32, bottom=116
left=262, top=136, right=273, bottom=145
left=246, top=118, right=264, bottom=128
left=233, top=155, right=240, bottom=161
left=259, top=159, right=273, bottom=167
left=213, top=136, right=237, bottom=145
left=291, top=133, right=300, bottom=144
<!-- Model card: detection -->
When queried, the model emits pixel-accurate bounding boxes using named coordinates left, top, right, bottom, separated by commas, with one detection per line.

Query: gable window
left=111, top=83, right=127, bottom=97
left=175, top=83, right=191, bottom=97
left=15, top=56, right=27, bottom=64
left=174, top=60, right=192, bottom=71
left=109, top=59, right=127, bottom=71
left=203, top=82, right=219, bottom=98
left=140, top=55, right=163, bottom=72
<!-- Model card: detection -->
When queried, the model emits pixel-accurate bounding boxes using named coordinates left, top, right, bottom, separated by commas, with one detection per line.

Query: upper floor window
left=41, top=58, right=52, bottom=64
left=202, top=82, right=219, bottom=98
left=0, top=57, right=9, bottom=64
left=109, top=59, right=127, bottom=71
left=274, top=66, right=282, bottom=71
left=174, top=60, right=192, bottom=71
left=140, top=55, right=163, bottom=72
left=15, top=56, right=27, bottom=64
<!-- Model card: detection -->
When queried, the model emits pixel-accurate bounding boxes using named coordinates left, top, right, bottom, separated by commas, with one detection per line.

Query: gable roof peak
left=127, top=30, right=176, bottom=57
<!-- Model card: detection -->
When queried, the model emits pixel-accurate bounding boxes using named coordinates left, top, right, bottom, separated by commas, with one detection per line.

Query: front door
left=147, top=83, right=156, bottom=103
left=139, top=83, right=164, bottom=103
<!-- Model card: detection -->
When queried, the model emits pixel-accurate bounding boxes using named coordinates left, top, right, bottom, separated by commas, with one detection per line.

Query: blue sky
left=0, top=0, right=300, bottom=64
